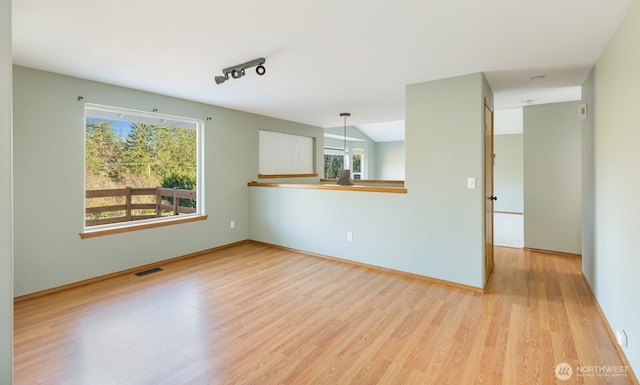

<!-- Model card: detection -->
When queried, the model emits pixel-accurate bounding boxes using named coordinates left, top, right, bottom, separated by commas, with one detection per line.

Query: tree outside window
left=84, top=105, right=202, bottom=228
left=324, top=148, right=344, bottom=179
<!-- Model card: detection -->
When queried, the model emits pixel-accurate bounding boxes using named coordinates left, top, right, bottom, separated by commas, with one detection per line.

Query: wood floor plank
left=13, top=244, right=637, bottom=385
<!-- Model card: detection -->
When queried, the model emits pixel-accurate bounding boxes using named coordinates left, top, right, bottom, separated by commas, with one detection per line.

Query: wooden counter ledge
left=247, top=182, right=407, bottom=194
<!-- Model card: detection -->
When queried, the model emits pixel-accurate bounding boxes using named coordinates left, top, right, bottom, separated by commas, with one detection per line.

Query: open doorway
left=493, top=108, right=524, bottom=248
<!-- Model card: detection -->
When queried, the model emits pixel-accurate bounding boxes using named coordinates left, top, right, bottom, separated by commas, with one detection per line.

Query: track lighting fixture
left=214, top=58, right=266, bottom=85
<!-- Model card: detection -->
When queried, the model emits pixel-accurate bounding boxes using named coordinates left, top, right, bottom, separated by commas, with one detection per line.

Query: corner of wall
left=407, top=72, right=489, bottom=288
left=589, top=0, right=640, bottom=376
left=522, top=101, right=583, bottom=254
left=581, top=69, right=595, bottom=286
left=1, top=0, right=13, bottom=381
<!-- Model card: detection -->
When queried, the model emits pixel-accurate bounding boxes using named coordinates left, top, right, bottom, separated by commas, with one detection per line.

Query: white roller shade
left=259, top=130, right=313, bottom=175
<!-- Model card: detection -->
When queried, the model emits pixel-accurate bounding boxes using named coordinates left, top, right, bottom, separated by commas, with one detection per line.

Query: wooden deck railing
left=85, top=187, right=196, bottom=227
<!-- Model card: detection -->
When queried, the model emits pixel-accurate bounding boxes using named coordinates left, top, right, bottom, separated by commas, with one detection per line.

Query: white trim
left=85, top=103, right=201, bottom=129
left=323, top=133, right=366, bottom=142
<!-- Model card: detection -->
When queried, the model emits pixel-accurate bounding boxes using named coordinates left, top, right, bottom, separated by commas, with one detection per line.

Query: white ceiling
left=356, top=120, right=405, bottom=142
left=12, top=0, right=633, bottom=133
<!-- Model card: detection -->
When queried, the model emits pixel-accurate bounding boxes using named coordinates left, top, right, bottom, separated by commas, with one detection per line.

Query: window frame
left=352, top=148, right=365, bottom=180
left=82, top=103, right=205, bottom=236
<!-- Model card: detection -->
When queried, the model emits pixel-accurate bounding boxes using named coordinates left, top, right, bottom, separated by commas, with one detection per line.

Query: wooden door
left=484, top=99, right=495, bottom=284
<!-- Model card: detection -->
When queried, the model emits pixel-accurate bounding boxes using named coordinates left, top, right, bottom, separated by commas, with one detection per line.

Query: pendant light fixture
left=336, top=112, right=354, bottom=186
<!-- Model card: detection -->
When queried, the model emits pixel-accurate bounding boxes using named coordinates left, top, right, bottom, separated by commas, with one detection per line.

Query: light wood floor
left=14, top=243, right=636, bottom=385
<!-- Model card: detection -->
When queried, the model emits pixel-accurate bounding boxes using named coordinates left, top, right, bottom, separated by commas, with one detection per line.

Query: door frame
left=484, top=98, right=495, bottom=284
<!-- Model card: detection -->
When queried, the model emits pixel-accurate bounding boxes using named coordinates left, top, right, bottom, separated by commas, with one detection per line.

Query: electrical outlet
left=347, top=232, right=353, bottom=242
left=230, top=220, right=235, bottom=229
left=616, top=329, right=628, bottom=347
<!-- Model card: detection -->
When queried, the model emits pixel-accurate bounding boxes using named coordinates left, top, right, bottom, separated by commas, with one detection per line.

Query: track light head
left=231, top=69, right=245, bottom=79
left=215, top=58, right=266, bottom=85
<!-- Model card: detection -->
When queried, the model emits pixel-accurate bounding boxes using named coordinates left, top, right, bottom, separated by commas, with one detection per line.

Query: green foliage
left=162, top=172, right=197, bottom=208
left=324, top=153, right=343, bottom=179
left=85, top=119, right=197, bottom=186
left=153, top=125, right=197, bottom=180
left=353, top=153, right=362, bottom=173
left=122, top=123, right=155, bottom=176
left=85, top=118, right=197, bottom=220
left=85, top=120, right=125, bottom=180
left=85, top=119, right=198, bottom=215
left=162, top=171, right=196, bottom=190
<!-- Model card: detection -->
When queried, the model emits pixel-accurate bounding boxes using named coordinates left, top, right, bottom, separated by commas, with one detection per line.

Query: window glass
left=352, top=149, right=364, bottom=179
left=324, top=148, right=344, bottom=179
left=84, top=104, right=202, bottom=229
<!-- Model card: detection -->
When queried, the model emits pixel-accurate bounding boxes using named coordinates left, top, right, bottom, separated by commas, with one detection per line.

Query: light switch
left=467, top=177, right=476, bottom=189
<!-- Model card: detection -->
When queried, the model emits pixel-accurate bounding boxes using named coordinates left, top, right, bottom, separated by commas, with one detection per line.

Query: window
left=259, top=130, right=315, bottom=177
left=324, top=147, right=365, bottom=180
left=324, top=147, right=344, bottom=179
left=352, top=149, right=364, bottom=180
left=84, top=104, right=203, bottom=230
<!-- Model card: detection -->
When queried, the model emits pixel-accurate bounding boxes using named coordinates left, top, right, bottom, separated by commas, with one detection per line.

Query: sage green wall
left=589, top=0, right=640, bottom=373
left=581, top=71, right=595, bottom=285
left=375, top=141, right=405, bottom=180
left=494, top=134, right=523, bottom=213
left=250, top=73, right=491, bottom=289
left=407, top=72, right=492, bottom=285
left=12, top=66, right=322, bottom=296
left=324, top=126, right=377, bottom=179
left=523, top=102, right=582, bottom=254
left=1, top=0, right=13, bottom=381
